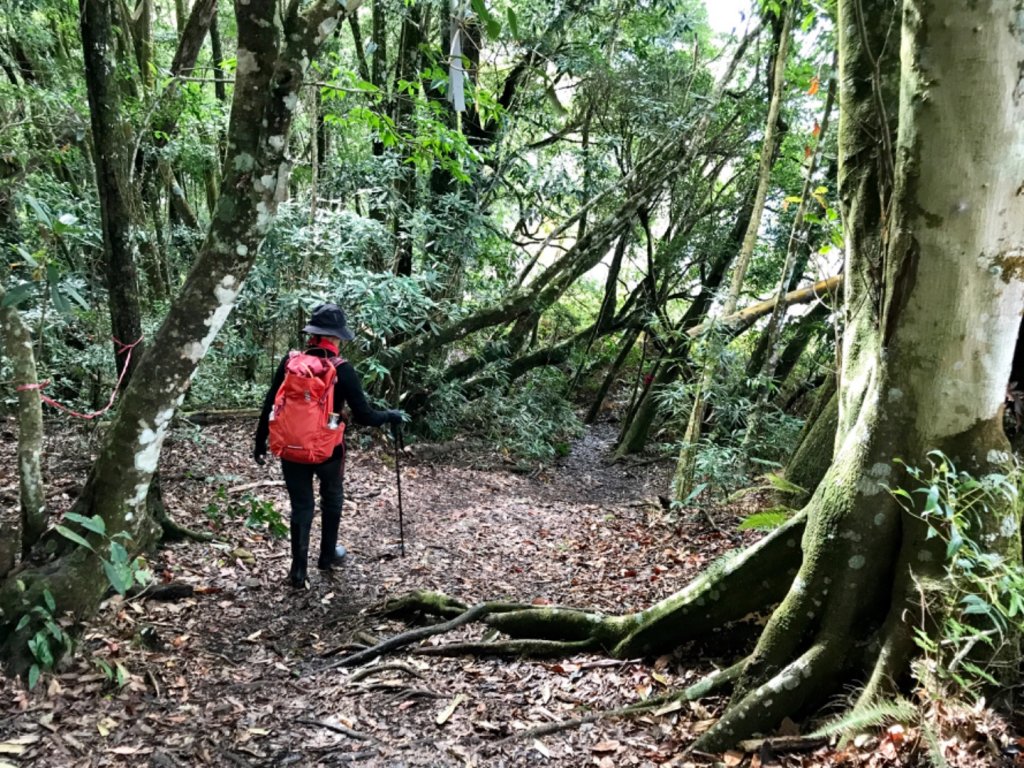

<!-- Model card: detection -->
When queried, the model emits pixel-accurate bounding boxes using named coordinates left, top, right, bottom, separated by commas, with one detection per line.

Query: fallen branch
left=346, top=661, right=425, bottom=684
left=687, top=275, right=841, bottom=338
left=296, top=718, right=375, bottom=742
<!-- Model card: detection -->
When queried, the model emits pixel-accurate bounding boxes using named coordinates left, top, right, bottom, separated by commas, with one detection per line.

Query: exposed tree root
left=490, top=659, right=745, bottom=748
left=325, top=602, right=526, bottom=670
left=296, top=718, right=375, bottom=742
left=413, top=638, right=599, bottom=657
left=346, top=662, right=425, bottom=684
left=694, top=637, right=848, bottom=753
left=148, top=476, right=213, bottom=544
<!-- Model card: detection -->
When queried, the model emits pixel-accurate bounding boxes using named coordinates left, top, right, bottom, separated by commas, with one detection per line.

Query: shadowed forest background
left=2, top=0, right=1024, bottom=765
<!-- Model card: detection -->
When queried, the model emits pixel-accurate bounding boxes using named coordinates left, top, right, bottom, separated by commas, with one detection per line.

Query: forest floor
left=0, top=417, right=1021, bottom=768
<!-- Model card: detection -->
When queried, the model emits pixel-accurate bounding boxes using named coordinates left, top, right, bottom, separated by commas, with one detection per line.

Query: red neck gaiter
left=311, top=337, right=340, bottom=356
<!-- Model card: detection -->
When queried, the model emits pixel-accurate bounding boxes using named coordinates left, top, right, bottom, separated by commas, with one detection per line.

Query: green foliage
left=427, top=368, right=583, bottom=462
left=54, top=515, right=153, bottom=597
left=889, top=451, right=1024, bottom=702
left=808, top=697, right=918, bottom=741
left=204, top=487, right=287, bottom=538
left=737, top=507, right=792, bottom=531
left=16, top=589, right=72, bottom=690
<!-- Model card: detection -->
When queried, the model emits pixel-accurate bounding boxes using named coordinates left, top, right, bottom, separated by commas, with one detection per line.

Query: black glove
left=254, top=445, right=267, bottom=466
left=383, top=409, right=406, bottom=425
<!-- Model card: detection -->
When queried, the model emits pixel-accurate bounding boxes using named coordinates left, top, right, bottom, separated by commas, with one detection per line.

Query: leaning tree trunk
left=695, top=0, right=1024, bottom=749
left=0, top=0, right=364, bottom=674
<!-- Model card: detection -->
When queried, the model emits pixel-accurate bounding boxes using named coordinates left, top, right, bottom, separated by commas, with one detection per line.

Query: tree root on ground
left=413, top=638, right=599, bottom=657
left=323, top=601, right=526, bottom=670
left=152, top=494, right=215, bottom=543
left=487, top=659, right=746, bottom=749
left=346, top=662, right=425, bottom=684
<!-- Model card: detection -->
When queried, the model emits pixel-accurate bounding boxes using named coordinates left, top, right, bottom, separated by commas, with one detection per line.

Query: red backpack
left=268, top=352, right=346, bottom=463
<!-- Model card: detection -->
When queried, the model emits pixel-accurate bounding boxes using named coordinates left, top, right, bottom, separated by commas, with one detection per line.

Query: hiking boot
left=317, top=545, right=347, bottom=571
left=287, top=561, right=308, bottom=588
left=289, top=522, right=311, bottom=588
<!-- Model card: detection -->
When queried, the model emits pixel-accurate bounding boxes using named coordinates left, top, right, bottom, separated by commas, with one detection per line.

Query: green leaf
left=50, top=283, right=72, bottom=316
left=94, top=658, right=112, bottom=678
left=55, top=525, right=94, bottom=552
left=738, top=509, right=792, bottom=531
left=115, top=662, right=129, bottom=687
left=42, top=589, right=56, bottom=613
left=24, top=195, right=50, bottom=227
left=102, top=560, right=133, bottom=595
left=30, top=633, right=54, bottom=667
left=470, top=0, right=501, bottom=39
left=16, top=614, right=31, bottom=632
left=1, top=282, right=35, bottom=308
left=61, top=282, right=90, bottom=311
left=28, top=664, right=40, bottom=690
left=14, top=244, right=39, bottom=267
left=109, top=540, right=129, bottom=565
left=506, top=8, right=519, bottom=38
left=64, top=513, right=106, bottom=536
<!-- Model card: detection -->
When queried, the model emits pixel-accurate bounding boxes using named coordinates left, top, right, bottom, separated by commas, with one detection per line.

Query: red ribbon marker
left=15, top=336, right=143, bottom=420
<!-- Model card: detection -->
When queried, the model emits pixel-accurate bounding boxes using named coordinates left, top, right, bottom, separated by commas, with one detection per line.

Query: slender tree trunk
left=0, top=288, right=45, bottom=558
left=584, top=326, right=642, bottom=424
left=672, top=5, right=792, bottom=499
left=391, top=1, right=425, bottom=277
left=80, top=0, right=144, bottom=379
left=741, top=62, right=837, bottom=455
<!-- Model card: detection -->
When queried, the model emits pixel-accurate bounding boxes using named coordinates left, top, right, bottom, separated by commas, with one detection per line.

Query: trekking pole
left=393, top=422, right=405, bottom=557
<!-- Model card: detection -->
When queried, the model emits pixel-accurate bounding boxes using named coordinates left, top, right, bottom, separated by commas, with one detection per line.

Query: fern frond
left=765, top=472, right=807, bottom=496
left=738, top=508, right=793, bottom=531
left=921, top=721, right=948, bottom=768
left=808, top=697, right=917, bottom=739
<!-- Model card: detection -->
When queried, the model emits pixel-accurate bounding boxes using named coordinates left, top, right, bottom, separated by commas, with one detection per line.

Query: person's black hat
left=302, top=303, right=355, bottom=341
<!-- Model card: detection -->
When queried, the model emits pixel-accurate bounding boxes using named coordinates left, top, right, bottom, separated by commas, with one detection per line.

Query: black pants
left=280, top=456, right=344, bottom=533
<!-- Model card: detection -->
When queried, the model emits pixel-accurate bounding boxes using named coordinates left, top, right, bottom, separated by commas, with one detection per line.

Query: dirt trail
left=1, top=417, right=760, bottom=766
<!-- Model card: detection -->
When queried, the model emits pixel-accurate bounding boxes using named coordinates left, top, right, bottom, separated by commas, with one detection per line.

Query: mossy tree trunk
left=0, top=0, right=364, bottom=674
left=696, top=0, right=1024, bottom=748
left=367, top=0, right=1024, bottom=753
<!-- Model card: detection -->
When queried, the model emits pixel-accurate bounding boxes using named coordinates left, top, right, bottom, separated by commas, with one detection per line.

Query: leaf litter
left=0, top=417, right=1021, bottom=767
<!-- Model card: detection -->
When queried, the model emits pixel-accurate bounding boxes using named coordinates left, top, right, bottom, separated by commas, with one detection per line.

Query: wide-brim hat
left=302, top=303, right=355, bottom=341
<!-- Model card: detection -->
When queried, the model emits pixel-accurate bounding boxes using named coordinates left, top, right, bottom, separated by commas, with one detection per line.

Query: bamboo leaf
left=64, top=513, right=106, bottom=536
left=54, top=525, right=94, bottom=552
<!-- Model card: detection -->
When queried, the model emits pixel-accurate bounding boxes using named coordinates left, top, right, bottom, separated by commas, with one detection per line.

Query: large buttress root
left=612, top=512, right=805, bottom=657
left=355, top=513, right=805, bottom=668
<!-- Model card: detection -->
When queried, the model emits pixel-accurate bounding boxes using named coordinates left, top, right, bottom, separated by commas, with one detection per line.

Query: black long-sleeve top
left=254, top=347, right=389, bottom=461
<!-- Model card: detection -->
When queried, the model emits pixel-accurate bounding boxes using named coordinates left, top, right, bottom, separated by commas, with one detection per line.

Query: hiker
left=253, top=303, right=404, bottom=588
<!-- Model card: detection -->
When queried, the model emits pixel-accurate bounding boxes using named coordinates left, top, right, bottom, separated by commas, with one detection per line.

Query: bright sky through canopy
left=705, top=0, right=750, bottom=34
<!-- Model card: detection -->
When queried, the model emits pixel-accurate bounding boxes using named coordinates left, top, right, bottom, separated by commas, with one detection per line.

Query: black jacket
left=254, top=347, right=390, bottom=461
